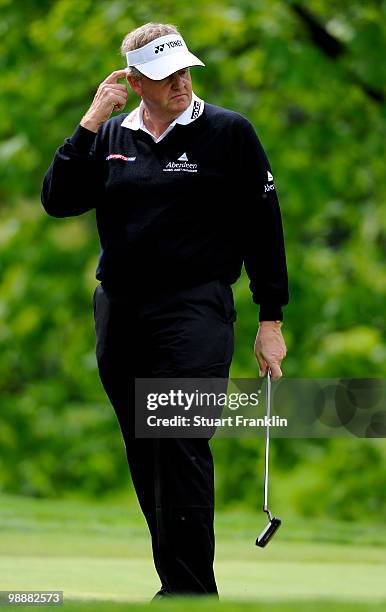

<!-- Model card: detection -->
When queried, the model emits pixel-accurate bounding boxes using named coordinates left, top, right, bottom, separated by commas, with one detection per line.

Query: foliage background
left=0, top=0, right=385, bottom=520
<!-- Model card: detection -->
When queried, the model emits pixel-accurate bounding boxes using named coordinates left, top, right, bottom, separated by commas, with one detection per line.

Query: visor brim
left=132, top=51, right=205, bottom=80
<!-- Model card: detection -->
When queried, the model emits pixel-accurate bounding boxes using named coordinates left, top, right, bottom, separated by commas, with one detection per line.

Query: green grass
left=1, top=494, right=386, bottom=610
left=3, top=598, right=386, bottom=611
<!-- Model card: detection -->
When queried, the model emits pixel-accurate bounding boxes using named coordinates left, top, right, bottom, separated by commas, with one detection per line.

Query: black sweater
left=41, top=102, right=289, bottom=321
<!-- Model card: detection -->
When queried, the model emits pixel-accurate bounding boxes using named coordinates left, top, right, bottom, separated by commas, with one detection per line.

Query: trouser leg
left=92, top=284, right=170, bottom=587
left=137, top=280, right=236, bottom=595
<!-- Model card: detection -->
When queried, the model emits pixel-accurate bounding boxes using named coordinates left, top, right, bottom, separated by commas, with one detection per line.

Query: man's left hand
left=254, top=321, right=287, bottom=380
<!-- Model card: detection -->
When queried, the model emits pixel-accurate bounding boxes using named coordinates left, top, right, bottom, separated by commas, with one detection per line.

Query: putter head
left=255, top=516, right=281, bottom=547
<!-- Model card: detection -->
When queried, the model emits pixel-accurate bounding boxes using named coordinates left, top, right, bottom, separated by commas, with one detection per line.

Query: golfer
left=41, top=22, right=289, bottom=599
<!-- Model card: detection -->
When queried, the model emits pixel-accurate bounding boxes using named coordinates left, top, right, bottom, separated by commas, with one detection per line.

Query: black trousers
left=93, top=279, right=236, bottom=596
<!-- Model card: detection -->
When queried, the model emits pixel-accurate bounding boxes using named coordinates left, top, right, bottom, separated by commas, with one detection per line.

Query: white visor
left=125, top=34, right=205, bottom=80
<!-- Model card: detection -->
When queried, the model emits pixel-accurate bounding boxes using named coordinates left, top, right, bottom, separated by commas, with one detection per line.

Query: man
left=41, top=22, right=289, bottom=599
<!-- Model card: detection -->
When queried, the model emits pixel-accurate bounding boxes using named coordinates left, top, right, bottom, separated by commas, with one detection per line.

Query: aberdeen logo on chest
left=163, top=152, right=198, bottom=173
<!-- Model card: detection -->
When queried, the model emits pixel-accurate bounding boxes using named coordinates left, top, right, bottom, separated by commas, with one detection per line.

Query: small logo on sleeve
left=106, top=154, right=136, bottom=162
left=264, top=169, right=275, bottom=192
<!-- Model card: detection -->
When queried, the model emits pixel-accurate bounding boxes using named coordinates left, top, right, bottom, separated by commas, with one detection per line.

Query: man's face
left=127, top=68, right=192, bottom=119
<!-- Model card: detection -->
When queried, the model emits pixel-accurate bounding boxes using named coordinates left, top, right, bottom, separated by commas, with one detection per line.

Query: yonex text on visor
left=125, top=34, right=205, bottom=80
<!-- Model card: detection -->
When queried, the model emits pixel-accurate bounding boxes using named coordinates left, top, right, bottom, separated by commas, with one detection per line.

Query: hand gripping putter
left=255, top=368, right=282, bottom=547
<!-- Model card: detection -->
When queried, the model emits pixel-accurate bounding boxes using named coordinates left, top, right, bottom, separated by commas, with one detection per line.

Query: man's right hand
left=80, top=69, right=129, bottom=133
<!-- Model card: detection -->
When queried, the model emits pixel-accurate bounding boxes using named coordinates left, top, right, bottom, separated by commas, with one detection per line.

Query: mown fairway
left=1, top=495, right=386, bottom=610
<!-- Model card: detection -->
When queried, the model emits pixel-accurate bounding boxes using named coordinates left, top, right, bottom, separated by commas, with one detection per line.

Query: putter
left=255, top=367, right=282, bottom=547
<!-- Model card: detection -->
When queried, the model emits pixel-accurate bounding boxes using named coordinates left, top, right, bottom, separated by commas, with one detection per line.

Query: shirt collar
left=120, top=91, right=205, bottom=140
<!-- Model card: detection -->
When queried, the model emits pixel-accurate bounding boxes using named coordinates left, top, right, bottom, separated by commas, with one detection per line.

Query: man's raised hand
left=80, top=69, right=129, bottom=133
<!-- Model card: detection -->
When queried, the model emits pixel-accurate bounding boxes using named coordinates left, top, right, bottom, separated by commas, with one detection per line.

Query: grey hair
left=121, top=22, right=180, bottom=79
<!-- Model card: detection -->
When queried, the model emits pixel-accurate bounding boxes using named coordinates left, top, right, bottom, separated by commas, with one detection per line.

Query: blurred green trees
left=0, top=0, right=385, bottom=516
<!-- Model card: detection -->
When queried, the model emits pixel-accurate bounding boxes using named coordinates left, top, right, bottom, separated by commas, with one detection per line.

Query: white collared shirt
left=120, top=91, right=205, bottom=143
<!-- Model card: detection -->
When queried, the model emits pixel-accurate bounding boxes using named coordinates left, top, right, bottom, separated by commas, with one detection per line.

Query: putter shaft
left=256, top=367, right=281, bottom=547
